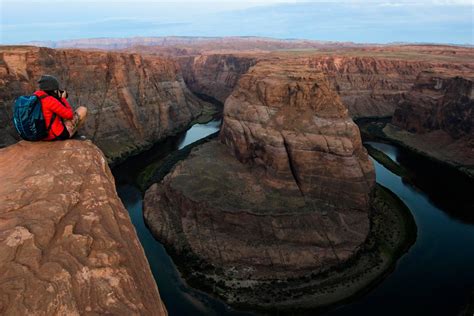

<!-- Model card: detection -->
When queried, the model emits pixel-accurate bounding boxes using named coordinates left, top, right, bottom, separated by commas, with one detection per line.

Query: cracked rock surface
left=0, top=140, right=167, bottom=315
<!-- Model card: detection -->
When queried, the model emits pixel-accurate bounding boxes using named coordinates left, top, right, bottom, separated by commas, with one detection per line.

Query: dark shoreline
left=355, top=117, right=474, bottom=179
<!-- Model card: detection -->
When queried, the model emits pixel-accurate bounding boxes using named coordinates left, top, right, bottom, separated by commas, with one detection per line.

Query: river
left=112, top=122, right=474, bottom=315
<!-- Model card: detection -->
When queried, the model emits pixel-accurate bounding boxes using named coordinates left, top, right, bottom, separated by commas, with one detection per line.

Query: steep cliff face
left=0, top=46, right=205, bottom=162
left=177, top=53, right=258, bottom=104
left=0, top=140, right=166, bottom=315
left=304, top=56, right=434, bottom=118
left=393, top=70, right=473, bottom=138
left=144, top=60, right=375, bottom=285
left=177, top=52, right=473, bottom=118
left=386, top=71, right=474, bottom=174
left=220, top=59, right=375, bottom=210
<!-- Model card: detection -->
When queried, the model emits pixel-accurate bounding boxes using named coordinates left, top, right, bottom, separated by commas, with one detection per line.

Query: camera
left=58, top=90, right=68, bottom=99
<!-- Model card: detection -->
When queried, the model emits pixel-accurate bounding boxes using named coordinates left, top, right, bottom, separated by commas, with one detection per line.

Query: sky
left=1, top=0, right=473, bottom=45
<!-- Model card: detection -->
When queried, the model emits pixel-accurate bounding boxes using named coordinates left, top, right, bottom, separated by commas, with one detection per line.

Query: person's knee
left=76, top=106, right=88, bottom=119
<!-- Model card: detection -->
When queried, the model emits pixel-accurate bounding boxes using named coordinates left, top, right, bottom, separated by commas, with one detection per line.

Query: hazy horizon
left=1, top=0, right=473, bottom=45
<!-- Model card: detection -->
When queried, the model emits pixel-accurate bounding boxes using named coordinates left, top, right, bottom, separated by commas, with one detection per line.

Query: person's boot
left=73, top=134, right=87, bottom=140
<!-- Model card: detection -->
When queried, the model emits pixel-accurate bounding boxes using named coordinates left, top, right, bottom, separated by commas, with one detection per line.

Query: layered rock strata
left=0, top=46, right=206, bottom=162
left=387, top=70, right=474, bottom=175
left=177, top=53, right=258, bottom=104
left=177, top=51, right=473, bottom=118
left=144, top=60, right=375, bottom=283
left=0, top=140, right=166, bottom=315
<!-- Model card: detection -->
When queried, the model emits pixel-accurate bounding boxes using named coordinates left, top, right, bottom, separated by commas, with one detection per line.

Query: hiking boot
left=73, top=134, right=87, bottom=140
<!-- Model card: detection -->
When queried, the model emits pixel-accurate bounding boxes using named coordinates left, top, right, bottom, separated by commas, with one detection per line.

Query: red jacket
left=34, top=90, right=74, bottom=140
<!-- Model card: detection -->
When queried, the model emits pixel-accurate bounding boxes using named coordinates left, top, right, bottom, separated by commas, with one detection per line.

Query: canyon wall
left=144, top=60, right=375, bottom=284
left=177, top=52, right=472, bottom=118
left=304, top=56, right=434, bottom=118
left=392, top=70, right=473, bottom=138
left=177, top=54, right=258, bottom=104
left=0, top=46, right=206, bottom=162
left=386, top=70, right=474, bottom=175
left=0, top=140, right=167, bottom=315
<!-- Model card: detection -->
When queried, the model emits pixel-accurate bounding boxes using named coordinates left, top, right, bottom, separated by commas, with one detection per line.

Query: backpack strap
left=37, top=94, right=56, bottom=132
left=47, top=113, right=57, bottom=132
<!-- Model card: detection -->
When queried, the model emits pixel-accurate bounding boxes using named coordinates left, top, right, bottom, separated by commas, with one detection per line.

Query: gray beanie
left=38, top=75, right=60, bottom=91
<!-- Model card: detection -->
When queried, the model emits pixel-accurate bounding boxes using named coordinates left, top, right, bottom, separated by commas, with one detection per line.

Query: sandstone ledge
left=0, top=140, right=166, bottom=315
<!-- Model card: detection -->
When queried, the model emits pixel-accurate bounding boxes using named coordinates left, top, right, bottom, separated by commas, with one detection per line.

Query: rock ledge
left=0, top=140, right=166, bottom=315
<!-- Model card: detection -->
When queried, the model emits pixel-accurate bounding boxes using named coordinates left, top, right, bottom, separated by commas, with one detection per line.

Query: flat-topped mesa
left=0, top=140, right=166, bottom=315
left=0, top=46, right=206, bottom=162
left=220, top=60, right=375, bottom=212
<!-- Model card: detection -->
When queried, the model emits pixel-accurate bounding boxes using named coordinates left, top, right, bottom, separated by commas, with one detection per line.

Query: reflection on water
left=113, top=123, right=474, bottom=315
left=365, top=141, right=399, bottom=163
left=178, top=119, right=221, bottom=149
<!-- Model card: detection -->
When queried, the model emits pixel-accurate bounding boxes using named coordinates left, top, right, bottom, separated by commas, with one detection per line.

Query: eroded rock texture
left=0, top=140, right=166, bottom=315
left=177, top=53, right=258, bottom=104
left=393, top=70, right=473, bottom=138
left=220, top=60, right=375, bottom=210
left=387, top=70, right=474, bottom=174
left=177, top=50, right=473, bottom=118
left=144, top=60, right=375, bottom=282
left=0, top=46, right=205, bottom=162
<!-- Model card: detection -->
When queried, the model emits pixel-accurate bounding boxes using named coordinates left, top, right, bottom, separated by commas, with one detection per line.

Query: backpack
left=13, top=94, right=56, bottom=141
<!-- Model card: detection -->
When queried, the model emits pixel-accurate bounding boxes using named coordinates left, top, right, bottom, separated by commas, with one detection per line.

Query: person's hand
left=60, top=90, right=68, bottom=99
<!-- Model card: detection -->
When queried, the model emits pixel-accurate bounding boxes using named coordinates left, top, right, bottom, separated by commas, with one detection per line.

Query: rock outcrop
left=0, top=46, right=206, bottom=162
left=386, top=70, right=474, bottom=175
left=220, top=59, right=375, bottom=210
left=0, top=140, right=167, bottom=315
left=144, top=60, right=375, bottom=285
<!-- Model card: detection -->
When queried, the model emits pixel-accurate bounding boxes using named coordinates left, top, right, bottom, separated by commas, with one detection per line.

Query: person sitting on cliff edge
left=35, top=74, right=88, bottom=140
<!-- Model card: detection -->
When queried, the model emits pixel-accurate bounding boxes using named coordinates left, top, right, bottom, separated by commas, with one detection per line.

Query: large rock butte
left=0, top=140, right=166, bottom=315
left=144, top=60, right=375, bottom=282
left=0, top=46, right=206, bottom=162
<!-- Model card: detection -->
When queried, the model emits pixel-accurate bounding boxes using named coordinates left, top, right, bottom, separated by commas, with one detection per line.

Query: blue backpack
left=13, top=94, right=56, bottom=141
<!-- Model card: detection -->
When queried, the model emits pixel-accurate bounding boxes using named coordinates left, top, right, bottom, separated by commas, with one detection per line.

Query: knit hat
left=37, top=75, right=60, bottom=91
